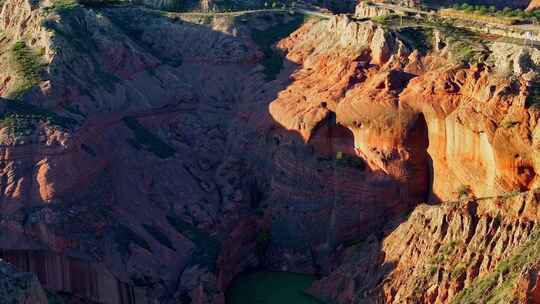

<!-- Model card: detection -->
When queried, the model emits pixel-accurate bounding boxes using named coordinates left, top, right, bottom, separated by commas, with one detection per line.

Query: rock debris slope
left=312, top=191, right=540, bottom=303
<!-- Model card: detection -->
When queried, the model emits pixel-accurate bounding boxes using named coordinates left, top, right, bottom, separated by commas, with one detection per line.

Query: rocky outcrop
left=491, top=42, right=540, bottom=76
left=0, top=260, right=47, bottom=304
left=265, top=16, right=430, bottom=272
left=311, top=190, right=540, bottom=304
left=528, top=0, right=540, bottom=11
left=273, top=15, right=540, bottom=202
left=354, top=2, right=393, bottom=18
left=270, top=16, right=408, bottom=141
left=0, top=250, right=147, bottom=304
left=0, top=0, right=538, bottom=302
left=0, top=1, right=297, bottom=302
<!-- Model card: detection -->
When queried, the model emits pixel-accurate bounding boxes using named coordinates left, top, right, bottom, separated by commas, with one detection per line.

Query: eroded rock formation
left=529, top=0, right=540, bottom=11
left=0, top=0, right=538, bottom=302
left=0, top=260, right=48, bottom=304
left=312, top=190, right=540, bottom=303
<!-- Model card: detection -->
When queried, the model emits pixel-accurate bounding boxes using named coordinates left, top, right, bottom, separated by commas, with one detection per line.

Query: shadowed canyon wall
left=0, top=0, right=539, bottom=302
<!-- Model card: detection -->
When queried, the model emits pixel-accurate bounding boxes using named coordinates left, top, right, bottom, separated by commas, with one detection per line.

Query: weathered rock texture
left=0, top=0, right=538, bottom=303
left=267, top=14, right=540, bottom=303
left=529, top=0, right=540, bottom=11
left=273, top=15, right=540, bottom=202
left=355, top=1, right=393, bottom=18
left=0, top=250, right=145, bottom=303
left=0, top=260, right=48, bottom=304
left=312, top=190, right=540, bottom=304
left=0, top=1, right=298, bottom=302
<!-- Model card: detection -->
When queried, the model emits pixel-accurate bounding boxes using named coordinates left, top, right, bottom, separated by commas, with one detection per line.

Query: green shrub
left=457, top=184, right=471, bottom=198
left=444, top=4, right=539, bottom=24
left=0, top=101, right=77, bottom=138
left=398, top=27, right=434, bottom=55
left=49, top=0, right=79, bottom=13
left=336, top=153, right=366, bottom=171
left=255, top=229, right=271, bottom=257
left=501, top=119, right=519, bottom=129
left=1, top=114, right=35, bottom=138
left=451, top=262, right=467, bottom=279
left=123, top=116, right=175, bottom=159
left=250, top=14, right=306, bottom=81
left=10, top=41, right=44, bottom=98
left=452, top=229, right=540, bottom=303
left=167, top=215, right=221, bottom=270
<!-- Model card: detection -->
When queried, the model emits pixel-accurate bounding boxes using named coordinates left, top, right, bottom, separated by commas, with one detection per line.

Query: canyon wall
left=0, top=250, right=147, bottom=304
left=0, top=0, right=538, bottom=302
left=0, top=1, right=289, bottom=302
left=529, top=0, right=540, bottom=10
left=0, top=260, right=47, bottom=304
left=267, top=15, right=540, bottom=302
left=274, top=15, right=540, bottom=202
left=312, top=190, right=540, bottom=303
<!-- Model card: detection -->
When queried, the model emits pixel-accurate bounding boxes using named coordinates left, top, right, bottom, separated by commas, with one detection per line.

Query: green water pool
left=226, top=271, right=324, bottom=304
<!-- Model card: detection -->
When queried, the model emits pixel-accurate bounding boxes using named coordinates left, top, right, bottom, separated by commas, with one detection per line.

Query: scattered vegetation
left=250, top=13, right=307, bottom=81
left=80, top=143, right=97, bottom=157
left=451, top=262, right=467, bottom=279
left=371, top=13, right=488, bottom=64
left=123, top=116, right=176, bottom=159
left=46, top=0, right=80, bottom=14
left=410, top=240, right=464, bottom=297
left=42, top=12, right=121, bottom=94
left=526, top=78, right=540, bottom=111
left=167, top=215, right=221, bottom=270
left=336, top=153, right=366, bottom=170
left=397, top=27, right=434, bottom=55
left=44, top=0, right=126, bottom=13
left=457, top=184, right=471, bottom=199
left=0, top=101, right=77, bottom=139
left=371, top=14, right=399, bottom=26
left=317, top=153, right=366, bottom=171
left=430, top=21, right=488, bottom=64
left=10, top=41, right=44, bottom=99
left=255, top=229, right=271, bottom=257
left=445, top=3, right=540, bottom=24
left=452, top=228, right=540, bottom=304
left=435, top=241, right=459, bottom=263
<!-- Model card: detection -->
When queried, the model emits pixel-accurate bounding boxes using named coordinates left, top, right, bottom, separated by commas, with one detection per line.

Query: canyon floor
left=0, top=0, right=539, bottom=303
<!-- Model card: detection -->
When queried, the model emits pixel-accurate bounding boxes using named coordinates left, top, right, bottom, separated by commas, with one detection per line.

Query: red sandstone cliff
left=311, top=190, right=540, bottom=303
left=0, top=0, right=539, bottom=302
left=273, top=15, right=540, bottom=203
left=266, top=14, right=540, bottom=303
left=529, top=0, right=540, bottom=10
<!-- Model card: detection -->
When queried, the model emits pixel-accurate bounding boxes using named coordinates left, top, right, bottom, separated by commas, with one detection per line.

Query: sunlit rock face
left=272, top=15, right=540, bottom=202
left=312, top=190, right=540, bottom=304
left=528, top=0, right=540, bottom=10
